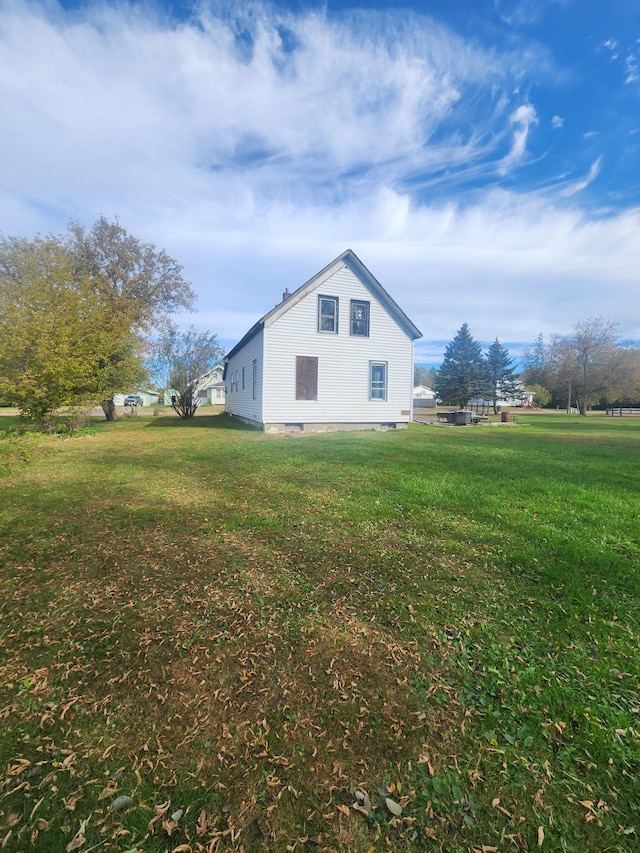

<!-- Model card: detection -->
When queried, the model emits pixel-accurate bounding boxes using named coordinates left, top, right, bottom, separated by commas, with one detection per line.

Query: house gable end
left=341, top=252, right=422, bottom=340
left=261, top=249, right=421, bottom=340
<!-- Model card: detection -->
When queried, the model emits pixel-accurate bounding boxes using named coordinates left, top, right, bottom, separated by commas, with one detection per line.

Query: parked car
left=124, top=395, right=143, bottom=407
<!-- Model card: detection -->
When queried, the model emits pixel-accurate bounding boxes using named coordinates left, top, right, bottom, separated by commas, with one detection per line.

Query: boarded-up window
left=296, top=356, right=318, bottom=400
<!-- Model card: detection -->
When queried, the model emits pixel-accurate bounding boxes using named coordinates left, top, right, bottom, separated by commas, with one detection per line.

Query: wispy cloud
left=0, top=0, right=554, bottom=224
left=0, top=0, right=638, bottom=351
left=498, top=103, right=538, bottom=173
left=560, top=156, right=602, bottom=197
left=625, top=52, right=639, bottom=84
left=600, top=37, right=619, bottom=60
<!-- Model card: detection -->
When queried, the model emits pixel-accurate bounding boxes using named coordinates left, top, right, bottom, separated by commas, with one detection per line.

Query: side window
left=296, top=356, right=318, bottom=400
left=318, top=296, right=338, bottom=334
left=242, top=366, right=245, bottom=390
left=370, top=361, right=387, bottom=400
left=350, top=300, right=370, bottom=336
left=252, top=359, right=257, bottom=400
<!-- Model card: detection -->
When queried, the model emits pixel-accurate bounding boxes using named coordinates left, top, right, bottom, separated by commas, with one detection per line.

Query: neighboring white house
left=470, top=383, right=536, bottom=410
left=196, top=365, right=226, bottom=405
left=413, top=385, right=437, bottom=408
left=223, top=249, right=422, bottom=433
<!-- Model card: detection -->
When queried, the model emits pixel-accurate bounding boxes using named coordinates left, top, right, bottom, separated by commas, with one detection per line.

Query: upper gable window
left=318, top=296, right=338, bottom=334
left=350, top=300, right=370, bottom=336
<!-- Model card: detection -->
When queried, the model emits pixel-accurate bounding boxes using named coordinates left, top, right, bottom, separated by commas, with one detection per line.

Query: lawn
left=0, top=411, right=638, bottom=852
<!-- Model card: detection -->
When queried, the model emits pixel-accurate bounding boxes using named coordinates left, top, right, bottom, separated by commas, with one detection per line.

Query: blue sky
left=1, top=0, right=638, bottom=366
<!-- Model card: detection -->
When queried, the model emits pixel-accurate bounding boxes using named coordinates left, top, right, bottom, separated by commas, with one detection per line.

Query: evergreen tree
left=485, top=338, right=519, bottom=414
left=434, top=323, right=486, bottom=407
left=521, top=333, right=552, bottom=389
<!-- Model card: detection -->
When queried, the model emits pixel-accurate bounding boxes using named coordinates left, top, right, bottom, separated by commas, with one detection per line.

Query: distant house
left=223, top=249, right=422, bottom=433
left=196, top=365, right=226, bottom=405
left=470, top=383, right=536, bottom=410
left=413, top=385, right=437, bottom=408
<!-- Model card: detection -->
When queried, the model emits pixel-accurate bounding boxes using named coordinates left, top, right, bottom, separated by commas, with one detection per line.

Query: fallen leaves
left=1, top=419, right=639, bottom=853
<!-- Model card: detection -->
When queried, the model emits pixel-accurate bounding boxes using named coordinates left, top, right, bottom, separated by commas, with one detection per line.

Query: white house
left=196, top=365, right=226, bottom=405
left=223, top=250, right=422, bottom=433
left=470, top=383, right=536, bottom=410
left=413, top=385, right=437, bottom=408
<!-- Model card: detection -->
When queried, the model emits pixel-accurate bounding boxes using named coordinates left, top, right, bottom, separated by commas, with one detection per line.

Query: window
left=296, top=356, right=318, bottom=400
left=318, top=296, right=338, bottom=333
left=252, top=359, right=257, bottom=400
left=242, top=366, right=245, bottom=390
left=370, top=361, right=387, bottom=400
left=350, top=300, right=370, bottom=336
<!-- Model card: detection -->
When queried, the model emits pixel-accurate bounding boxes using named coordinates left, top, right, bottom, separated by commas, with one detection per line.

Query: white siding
left=262, top=267, right=414, bottom=425
left=225, top=328, right=264, bottom=425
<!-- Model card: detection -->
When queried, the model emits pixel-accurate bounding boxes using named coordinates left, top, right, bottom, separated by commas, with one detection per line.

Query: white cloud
left=551, top=115, right=564, bottom=129
left=498, top=103, right=538, bottom=173
left=167, top=184, right=640, bottom=357
left=0, top=0, right=637, bottom=362
left=0, top=0, right=556, bottom=220
left=600, top=38, right=618, bottom=59
left=561, top=156, right=602, bottom=197
left=625, top=52, right=639, bottom=84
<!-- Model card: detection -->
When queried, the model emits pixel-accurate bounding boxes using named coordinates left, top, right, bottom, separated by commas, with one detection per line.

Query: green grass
left=0, top=411, right=638, bottom=852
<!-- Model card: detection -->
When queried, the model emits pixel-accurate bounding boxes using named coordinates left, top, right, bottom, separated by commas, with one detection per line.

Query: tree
left=0, top=235, right=144, bottom=421
left=149, top=324, right=224, bottom=419
left=414, top=365, right=437, bottom=387
left=67, top=217, right=195, bottom=420
left=521, top=333, right=552, bottom=390
left=434, top=323, right=486, bottom=407
left=547, top=334, right=580, bottom=412
left=0, top=218, right=195, bottom=422
left=610, top=346, right=640, bottom=404
left=563, top=318, right=620, bottom=415
left=527, top=383, right=551, bottom=408
left=485, top=338, right=519, bottom=414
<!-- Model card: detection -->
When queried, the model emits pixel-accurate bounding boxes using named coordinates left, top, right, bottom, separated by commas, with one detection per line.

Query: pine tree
left=434, top=323, right=486, bottom=407
left=521, top=333, right=552, bottom=389
left=485, top=338, right=519, bottom=414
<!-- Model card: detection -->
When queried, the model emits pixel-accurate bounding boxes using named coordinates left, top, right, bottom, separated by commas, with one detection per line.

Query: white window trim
left=369, top=361, right=388, bottom=401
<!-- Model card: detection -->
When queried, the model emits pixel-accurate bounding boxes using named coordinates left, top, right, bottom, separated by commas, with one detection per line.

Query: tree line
left=419, top=321, right=640, bottom=415
left=520, top=321, right=640, bottom=414
left=0, top=218, right=224, bottom=422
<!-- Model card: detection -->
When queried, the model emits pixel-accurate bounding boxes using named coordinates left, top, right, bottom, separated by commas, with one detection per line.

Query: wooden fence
left=606, top=407, right=640, bottom=417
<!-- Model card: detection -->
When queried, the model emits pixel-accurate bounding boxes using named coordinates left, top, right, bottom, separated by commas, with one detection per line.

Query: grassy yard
left=0, top=411, right=638, bottom=852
